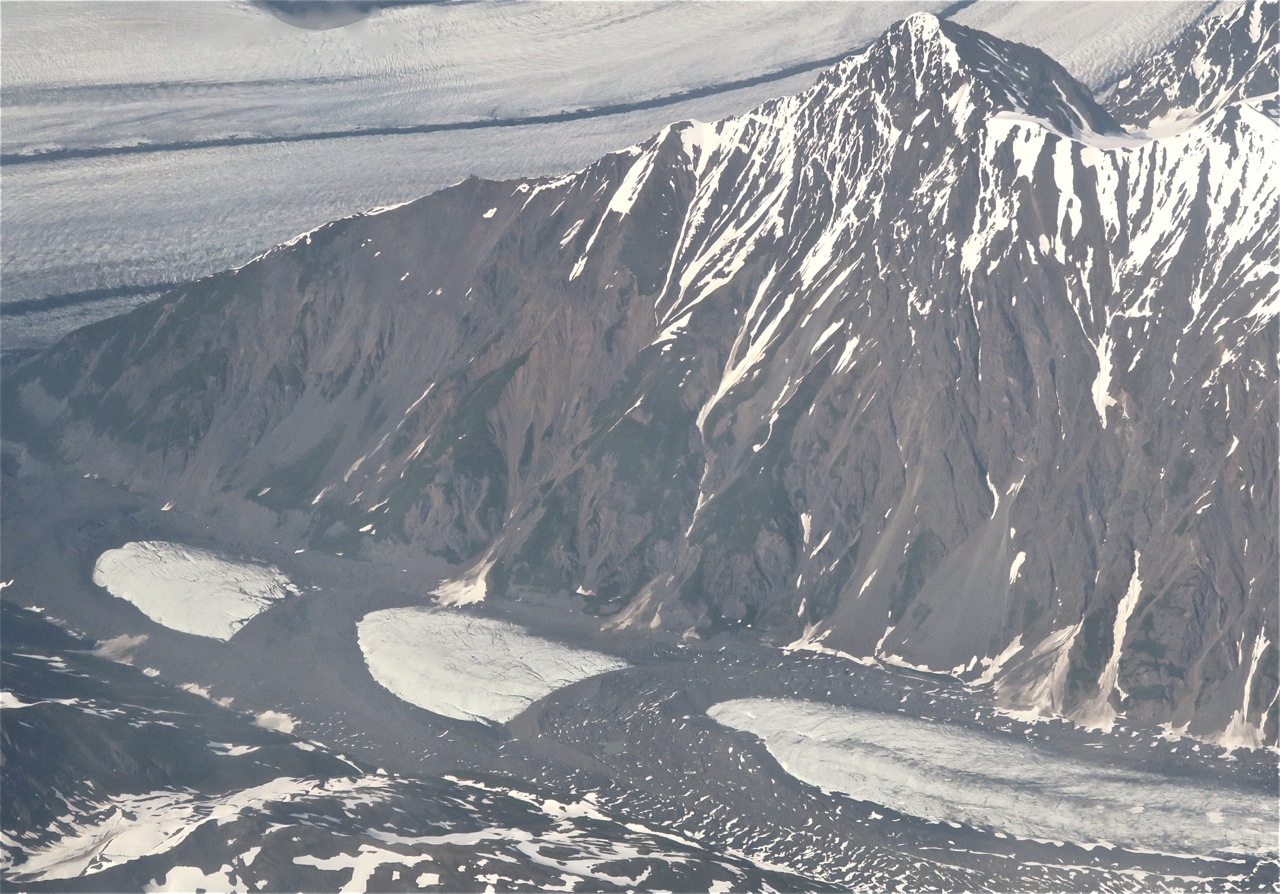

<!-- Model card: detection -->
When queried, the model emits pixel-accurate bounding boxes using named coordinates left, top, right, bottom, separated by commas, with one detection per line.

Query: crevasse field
left=357, top=608, right=629, bottom=724
left=708, top=698, right=1278, bottom=858
left=92, top=541, right=301, bottom=640
left=0, top=1, right=1227, bottom=348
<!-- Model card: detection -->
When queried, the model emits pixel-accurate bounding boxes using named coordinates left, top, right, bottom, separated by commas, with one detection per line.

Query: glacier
left=0, top=1, right=1238, bottom=347
left=708, top=697, right=1278, bottom=858
left=91, top=541, right=300, bottom=640
left=356, top=608, right=628, bottom=724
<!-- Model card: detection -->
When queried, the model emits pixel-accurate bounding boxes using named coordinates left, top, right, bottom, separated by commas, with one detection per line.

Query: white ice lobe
left=92, top=542, right=300, bottom=640
left=708, top=697, right=1278, bottom=858
left=357, top=608, right=628, bottom=723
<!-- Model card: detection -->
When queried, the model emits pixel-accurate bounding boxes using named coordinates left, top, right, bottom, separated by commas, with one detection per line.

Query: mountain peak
left=898, top=11, right=946, bottom=40
left=6, top=7, right=1273, bottom=758
left=823, top=12, right=1121, bottom=138
left=876, top=11, right=965, bottom=74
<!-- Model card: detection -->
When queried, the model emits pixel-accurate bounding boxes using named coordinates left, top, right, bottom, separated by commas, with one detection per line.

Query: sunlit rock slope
left=6, top=6, right=1276, bottom=746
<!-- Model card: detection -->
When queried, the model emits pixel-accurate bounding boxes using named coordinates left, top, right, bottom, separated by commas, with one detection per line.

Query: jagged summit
left=808, top=10, right=1121, bottom=140
left=899, top=10, right=944, bottom=36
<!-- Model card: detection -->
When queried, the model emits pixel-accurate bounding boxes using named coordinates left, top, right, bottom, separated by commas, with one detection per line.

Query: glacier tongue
left=356, top=608, right=628, bottom=724
left=92, top=542, right=300, bottom=641
left=708, top=697, right=1278, bottom=857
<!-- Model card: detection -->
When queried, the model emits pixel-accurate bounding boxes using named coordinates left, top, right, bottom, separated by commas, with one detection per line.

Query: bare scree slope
left=6, top=8, right=1277, bottom=747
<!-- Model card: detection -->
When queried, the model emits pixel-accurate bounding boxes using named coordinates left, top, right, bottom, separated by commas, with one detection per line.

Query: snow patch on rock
left=8, top=777, right=394, bottom=884
left=254, top=710, right=298, bottom=735
left=433, top=558, right=495, bottom=607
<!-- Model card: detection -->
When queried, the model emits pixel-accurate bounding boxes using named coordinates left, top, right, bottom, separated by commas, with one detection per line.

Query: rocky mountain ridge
left=1104, top=0, right=1278, bottom=131
left=5, top=8, right=1277, bottom=746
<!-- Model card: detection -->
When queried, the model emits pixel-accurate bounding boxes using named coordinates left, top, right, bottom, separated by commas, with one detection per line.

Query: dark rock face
left=5, top=12, right=1276, bottom=745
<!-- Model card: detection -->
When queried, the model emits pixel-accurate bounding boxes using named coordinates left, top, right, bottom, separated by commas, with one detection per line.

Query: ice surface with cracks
left=92, top=541, right=300, bottom=640
left=709, top=697, right=1277, bottom=858
left=357, top=608, right=628, bottom=723
left=1, top=1, right=1231, bottom=349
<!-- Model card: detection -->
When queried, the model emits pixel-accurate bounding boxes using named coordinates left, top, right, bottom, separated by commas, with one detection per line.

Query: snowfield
left=91, top=541, right=300, bottom=640
left=356, top=608, right=628, bottom=724
left=708, top=698, right=1278, bottom=858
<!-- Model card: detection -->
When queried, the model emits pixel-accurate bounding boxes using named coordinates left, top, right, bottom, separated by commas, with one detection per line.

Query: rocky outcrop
left=1104, top=0, right=1278, bottom=131
left=6, top=12, right=1276, bottom=745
